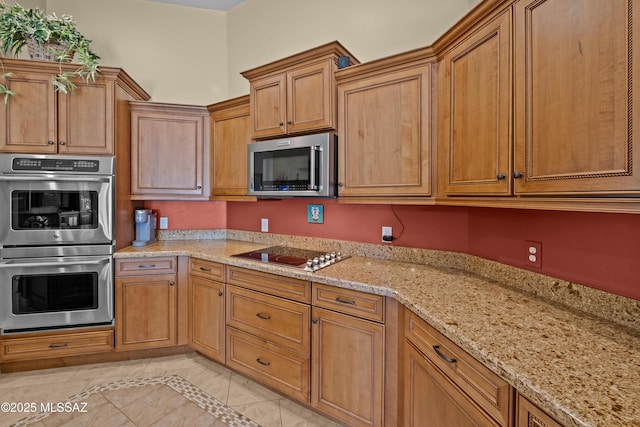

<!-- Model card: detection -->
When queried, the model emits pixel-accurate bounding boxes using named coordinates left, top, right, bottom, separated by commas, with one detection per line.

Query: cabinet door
left=250, top=73, right=286, bottom=138
left=210, top=96, right=254, bottom=199
left=514, top=0, right=640, bottom=194
left=0, top=71, right=57, bottom=153
left=131, top=106, right=207, bottom=199
left=286, top=60, right=333, bottom=134
left=517, top=394, right=562, bottom=427
left=311, top=307, right=384, bottom=427
left=404, top=342, right=500, bottom=427
left=188, top=275, right=225, bottom=363
left=439, top=9, right=512, bottom=195
left=115, top=274, right=177, bottom=351
left=338, top=64, right=432, bottom=198
left=57, top=77, right=114, bottom=155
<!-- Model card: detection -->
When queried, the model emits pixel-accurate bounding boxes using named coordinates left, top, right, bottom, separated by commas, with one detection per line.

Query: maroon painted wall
left=148, top=199, right=640, bottom=300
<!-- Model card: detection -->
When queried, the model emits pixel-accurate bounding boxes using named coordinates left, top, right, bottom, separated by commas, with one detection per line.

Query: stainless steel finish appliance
left=248, top=132, right=338, bottom=198
left=0, top=255, right=114, bottom=333
left=0, top=153, right=115, bottom=334
left=132, top=208, right=157, bottom=247
left=231, top=246, right=350, bottom=272
left=0, top=153, right=114, bottom=255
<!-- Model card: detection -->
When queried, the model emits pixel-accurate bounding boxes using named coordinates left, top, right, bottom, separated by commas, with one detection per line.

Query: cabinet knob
left=513, top=171, right=523, bottom=179
left=496, top=173, right=506, bottom=180
left=337, top=182, right=344, bottom=187
left=59, top=141, right=65, bottom=145
left=287, top=120, right=292, bottom=124
left=279, top=122, right=284, bottom=126
left=218, top=291, right=223, bottom=297
left=312, top=319, right=318, bottom=324
left=47, top=140, right=54, bottom=145
left=197, top=185, right=202, bottom=189
left=169, top=281, right=175, bottom=286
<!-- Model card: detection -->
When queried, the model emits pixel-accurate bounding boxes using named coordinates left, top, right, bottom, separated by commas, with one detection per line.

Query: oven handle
left=0, top=175, right=111, bottom=183
left=0, top=258, right=111, bottom=268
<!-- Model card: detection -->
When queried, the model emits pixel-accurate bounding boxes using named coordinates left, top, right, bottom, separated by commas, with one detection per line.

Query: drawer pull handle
left=256, top=358, right=271, bottom=366
left=256, top=313, right=271, bottom=320
left=199, top=267, right=211, bottom=272
left=433, top=345, right=456, bottom=364
left=49, top=343, right=68, bottom=349
left=335, top=297, right=356, bottom=305
left=138, top=264, right=156, bottom=269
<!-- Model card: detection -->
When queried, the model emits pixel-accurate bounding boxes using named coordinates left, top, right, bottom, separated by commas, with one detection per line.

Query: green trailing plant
left=0, top=3, right=100, bottom=100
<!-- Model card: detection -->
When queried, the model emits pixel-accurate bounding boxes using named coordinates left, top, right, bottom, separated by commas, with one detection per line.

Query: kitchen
left=1, top=0, right=639, bottom=426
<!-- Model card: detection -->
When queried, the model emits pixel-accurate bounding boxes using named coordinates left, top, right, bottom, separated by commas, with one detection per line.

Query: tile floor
left=0, top=353, right=342, bottom=427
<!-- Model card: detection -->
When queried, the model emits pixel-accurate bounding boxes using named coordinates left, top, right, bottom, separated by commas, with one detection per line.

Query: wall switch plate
left=261, top=218, right=269, bottom=232
left=159, top=217, right=168, bottom=229
left=525, top=240, right=542, bottom=268
left=382, top=226, right=393, bottom=243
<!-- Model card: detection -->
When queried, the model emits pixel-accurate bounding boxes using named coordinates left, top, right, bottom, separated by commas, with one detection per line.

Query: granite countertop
left=116, top=239, right=640, bottom=427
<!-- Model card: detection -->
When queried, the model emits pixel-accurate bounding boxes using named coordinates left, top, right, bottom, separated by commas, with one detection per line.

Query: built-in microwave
left=248, top=132, right=337, bottom=198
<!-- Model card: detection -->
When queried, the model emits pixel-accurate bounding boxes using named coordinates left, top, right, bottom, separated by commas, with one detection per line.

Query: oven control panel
left=12, top=157, right=100, bottom=172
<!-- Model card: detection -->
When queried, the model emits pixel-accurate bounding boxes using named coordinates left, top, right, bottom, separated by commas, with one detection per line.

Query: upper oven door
left=0, top=174, right=114, bottom=248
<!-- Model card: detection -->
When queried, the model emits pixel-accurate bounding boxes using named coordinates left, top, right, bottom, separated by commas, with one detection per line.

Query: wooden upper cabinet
left=336, top=49, right=435, bottom=201
left=514, top=0, right=640, bottom=195
left=208, top=95, right=255, bottom=200
left=439, top=9, right=512, bottom=196
left=0, top=59, right=147, bottom=155
left=241, top=41, right=359, bottom=139
left=130, top=101, right=209, bottom=200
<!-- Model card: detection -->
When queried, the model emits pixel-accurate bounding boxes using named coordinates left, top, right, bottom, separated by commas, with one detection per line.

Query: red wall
left=146, top=199, right=640, bottom=300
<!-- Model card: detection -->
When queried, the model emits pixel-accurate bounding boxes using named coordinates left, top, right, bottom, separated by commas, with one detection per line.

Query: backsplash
left=157, top=228, right=640, bottom=333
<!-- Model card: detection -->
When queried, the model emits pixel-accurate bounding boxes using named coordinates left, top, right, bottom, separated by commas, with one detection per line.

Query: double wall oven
left=0, top=153, right=115, bottom=334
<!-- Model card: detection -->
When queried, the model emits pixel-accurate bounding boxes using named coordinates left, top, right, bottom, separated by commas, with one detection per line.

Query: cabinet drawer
left=226, top=327, right=310, bottom=403
left=227, top=285, right=310, bottom=354
left=312, top=283, right=384, bottom=322
left=0, top=330, right=114, bottom=361
left=115, top=257, right=177, bottom=276
left=189, top=258, right=225, bottom=282
left=227, top=266, right=311, bottom=303
left=405, top=310, right=513, bottom=426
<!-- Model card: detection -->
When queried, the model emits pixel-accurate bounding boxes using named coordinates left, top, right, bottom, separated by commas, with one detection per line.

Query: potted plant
left=0, top=3, right=100, bottom=102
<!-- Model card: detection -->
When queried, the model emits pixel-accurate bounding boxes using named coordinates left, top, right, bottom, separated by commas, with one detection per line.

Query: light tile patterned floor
left=0, top=353, right=342, bottom=427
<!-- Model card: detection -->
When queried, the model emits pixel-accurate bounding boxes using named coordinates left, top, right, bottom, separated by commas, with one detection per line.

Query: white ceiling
left=147, top=0, right=247, bottom=11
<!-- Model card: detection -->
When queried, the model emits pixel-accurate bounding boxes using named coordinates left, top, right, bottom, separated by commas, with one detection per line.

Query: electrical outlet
left=159, top=217, right=168, bottom=229
left=261, top=218, right=269, bottom=233
left=526, top=241, right=542, bottom=268
left=382, top=226, right=393, bottom=243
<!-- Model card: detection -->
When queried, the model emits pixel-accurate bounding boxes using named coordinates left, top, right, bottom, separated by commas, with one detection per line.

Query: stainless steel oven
left=0, top=154, right=114, bottom=251
left=0, top=255, right=113, bottom=333
left=0, top=153, right=115, bottom=334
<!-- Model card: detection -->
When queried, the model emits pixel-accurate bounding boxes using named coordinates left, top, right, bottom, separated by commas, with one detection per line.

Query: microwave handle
left=309, top=146, right=321, bottom=191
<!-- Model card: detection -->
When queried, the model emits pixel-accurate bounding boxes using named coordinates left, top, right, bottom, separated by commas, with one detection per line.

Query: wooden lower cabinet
left=226, top=326, right=310, bottom=402
left=115, top=257, right=179, bottom=351
left=311, top=306, right=385, bottom=427
left=188, top=258, right=226, bottom=363
left=0, top=329, right=114, bottom=362
left=405, top=342, right=500, bottom=426
left=517, top=394, right=562, bottom=427
left=225, top=266, right=311, bottom=403
left=403, top=309, right=514, bottom=427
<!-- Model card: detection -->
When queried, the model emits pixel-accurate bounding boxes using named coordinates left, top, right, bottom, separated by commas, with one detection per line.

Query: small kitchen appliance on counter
left=132, top=208, right=157, bottom=247
left=231, top=245, right=350, bottom=272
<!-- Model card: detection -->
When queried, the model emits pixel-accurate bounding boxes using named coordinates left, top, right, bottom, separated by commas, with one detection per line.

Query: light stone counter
left=116, top=238, right=640, bottom=427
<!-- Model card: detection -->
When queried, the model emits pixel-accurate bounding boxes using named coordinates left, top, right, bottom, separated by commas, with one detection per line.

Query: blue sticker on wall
left=307, top=204, right=324, bottom=224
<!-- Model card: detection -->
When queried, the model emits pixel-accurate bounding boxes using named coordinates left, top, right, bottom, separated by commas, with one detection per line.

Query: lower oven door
left=0, top=255, right=113, bottom=334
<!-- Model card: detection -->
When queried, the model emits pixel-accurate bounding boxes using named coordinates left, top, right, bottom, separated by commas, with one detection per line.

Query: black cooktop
left=231, top=245, right=348, bottom=271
